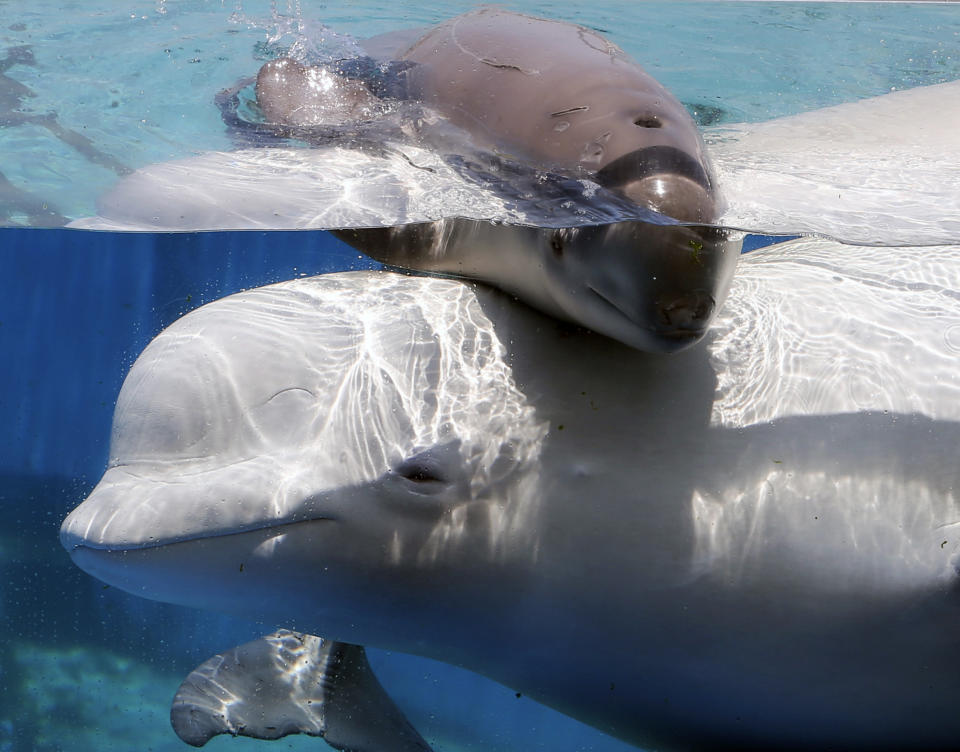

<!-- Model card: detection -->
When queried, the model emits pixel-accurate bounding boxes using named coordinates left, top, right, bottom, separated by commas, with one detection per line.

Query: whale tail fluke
left=171, top=629, right=433, bottom=751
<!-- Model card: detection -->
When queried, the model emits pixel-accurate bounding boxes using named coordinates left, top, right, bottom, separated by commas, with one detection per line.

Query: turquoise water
left=1, top=2, right=958, bottom=751
left=1, top=0, right=957, bottom=224
left=2, top=227, right=642, bottom=752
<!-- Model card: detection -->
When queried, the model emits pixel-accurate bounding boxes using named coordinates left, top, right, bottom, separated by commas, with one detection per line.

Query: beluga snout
left=543, top=219, right=738, bottom=352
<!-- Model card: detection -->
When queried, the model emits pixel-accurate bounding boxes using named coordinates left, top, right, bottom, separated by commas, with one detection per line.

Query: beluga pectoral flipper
left=171, top=630, right=433, bottom=751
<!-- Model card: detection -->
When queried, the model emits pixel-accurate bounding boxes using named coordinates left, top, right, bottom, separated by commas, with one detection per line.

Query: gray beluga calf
left=336, top=218, right=739, bottom=353
left=252, top=8, right=740, bottom=352
left=257, top=8, right=717, bottom=221
left=61, top=236, right=960, bottom=750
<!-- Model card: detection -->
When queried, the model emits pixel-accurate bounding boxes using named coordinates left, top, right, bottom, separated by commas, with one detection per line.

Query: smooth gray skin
left=394, top=9, right=715, bottom=221
left=255, top=58, right=385, bottom=127
left=255, top=8, right=738, bottom=352
left=61, top=237, right=960, bottom=750
left=256, top=8, right=716, bottom=219
left=171, top=630, right=432, bottom=751
left=335, top=219, right=740, bottom=353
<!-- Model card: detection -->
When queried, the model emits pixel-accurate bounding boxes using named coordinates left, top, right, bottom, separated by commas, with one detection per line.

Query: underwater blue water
left=1, top=2, right=958, bottom=751
left=1, top=226, right=656, bottom=752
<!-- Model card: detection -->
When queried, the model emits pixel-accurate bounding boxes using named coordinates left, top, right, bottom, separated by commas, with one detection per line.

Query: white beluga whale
left=708, top=78, right=960, bottom=246
left=62, top=236, right=960, bottom=750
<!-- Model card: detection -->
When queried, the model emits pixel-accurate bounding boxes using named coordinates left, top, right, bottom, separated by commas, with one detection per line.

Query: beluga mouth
left=654, top=288, right=717, bottom=337
left=539, top=216, right=738, bottom=353
left=58, top=460, right=340, bottom=555
left=585, top=281, right=714, bottom=351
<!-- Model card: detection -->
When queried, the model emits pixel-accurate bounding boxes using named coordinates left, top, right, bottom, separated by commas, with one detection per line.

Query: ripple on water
left=710, top=238, right=960, bottom=427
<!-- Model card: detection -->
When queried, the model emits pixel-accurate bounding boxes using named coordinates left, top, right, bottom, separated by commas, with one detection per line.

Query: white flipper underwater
left=171, top=630, right=433, bottom=751
left=62, top=236, right=960, bottom=750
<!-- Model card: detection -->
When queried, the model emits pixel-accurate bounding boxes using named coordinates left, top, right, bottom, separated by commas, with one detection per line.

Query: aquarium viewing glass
left=1, top=2, right=959, bottom=751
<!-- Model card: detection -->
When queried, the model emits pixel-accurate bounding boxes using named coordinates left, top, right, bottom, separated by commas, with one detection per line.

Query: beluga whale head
left=60, top=273, right=549, bottom=650
left=390, top=10, right=741, bottom=351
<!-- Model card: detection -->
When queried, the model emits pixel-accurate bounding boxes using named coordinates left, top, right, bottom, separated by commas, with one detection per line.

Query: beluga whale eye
left=390, top=441, right=463, bottom=494
left=394, top=457, right=446, bottom=484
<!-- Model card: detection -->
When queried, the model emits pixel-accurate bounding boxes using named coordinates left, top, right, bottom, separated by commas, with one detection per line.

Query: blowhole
left=634, top=116, right=661, bottom=128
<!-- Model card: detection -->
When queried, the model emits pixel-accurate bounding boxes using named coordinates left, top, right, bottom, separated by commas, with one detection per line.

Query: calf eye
left=550, top=232, right=564, bottom=258
left=390, top=442, right=462, bottom=494
left=394, top=456, right=446, bottom=484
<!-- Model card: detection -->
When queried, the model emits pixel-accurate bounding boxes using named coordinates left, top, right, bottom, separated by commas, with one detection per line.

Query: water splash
left=230, top=0, right=365, bottom=65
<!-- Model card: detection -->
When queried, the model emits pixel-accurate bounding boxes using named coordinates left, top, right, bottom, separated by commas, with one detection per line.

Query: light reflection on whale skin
left=707, top=79, right=960, bottom=246
left=62, top=236, right=960, bottom=750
